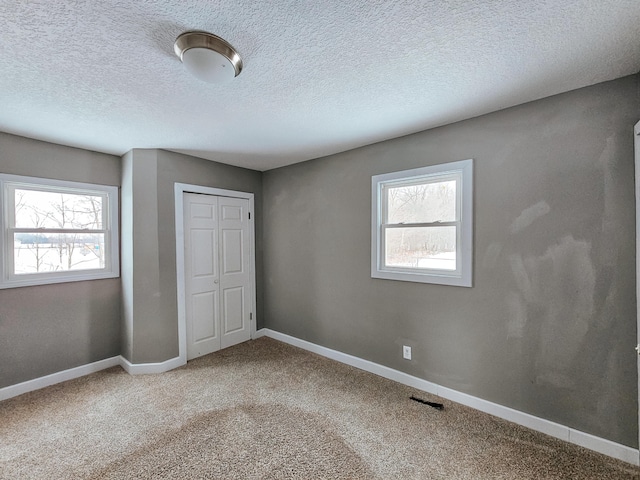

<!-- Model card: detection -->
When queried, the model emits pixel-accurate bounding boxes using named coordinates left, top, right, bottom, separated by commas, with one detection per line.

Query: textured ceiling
left=1, top=1, right=639, bottom=171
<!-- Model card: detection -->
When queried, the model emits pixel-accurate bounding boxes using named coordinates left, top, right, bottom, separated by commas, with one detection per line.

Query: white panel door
left=184, top=193, right=220, bottom=359
left=184, top=193, right=252, bottom=360
left=219, top=196, right=252, bottom=348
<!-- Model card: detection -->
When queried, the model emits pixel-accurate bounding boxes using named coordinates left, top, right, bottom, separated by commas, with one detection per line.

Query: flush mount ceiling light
left=174, top=31, right=243, bottom=84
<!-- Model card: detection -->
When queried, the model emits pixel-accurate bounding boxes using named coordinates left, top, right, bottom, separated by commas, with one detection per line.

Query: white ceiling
left=1, top=1, right=639, bottom=171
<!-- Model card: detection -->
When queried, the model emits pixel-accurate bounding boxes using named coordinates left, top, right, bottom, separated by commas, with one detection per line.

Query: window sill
left=372, top=269, right=472, bottom=287
left=0, top=271, right=120, bottom=289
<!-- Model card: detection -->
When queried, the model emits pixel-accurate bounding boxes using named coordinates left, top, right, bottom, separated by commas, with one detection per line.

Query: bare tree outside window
left=14, top=191, right=49, bottom=273
left=385, top=180, right=457, bottom=270
left=13, top=189, right=106, bottom=274
left=372, top=159, right=473, bottom=287
left=1, top=173, right=119, bottom=289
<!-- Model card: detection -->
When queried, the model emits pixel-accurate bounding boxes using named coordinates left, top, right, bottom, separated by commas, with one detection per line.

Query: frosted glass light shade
left=174, top=31, right=243, bottom=84
left=182, top=47, right=236, bottom=84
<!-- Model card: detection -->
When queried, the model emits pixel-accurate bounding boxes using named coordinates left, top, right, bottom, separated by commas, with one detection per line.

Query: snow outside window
left=371, top=159, right=473, bottom=287
left=0, top=174, right=119, bottom=289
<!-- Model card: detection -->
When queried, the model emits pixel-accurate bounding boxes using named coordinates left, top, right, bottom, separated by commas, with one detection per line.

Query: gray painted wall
left=263, top=74, right=640, bottom=447
left=156, top=149, right=265, bottom=349
left=0, top=136, right=263, bottom=378
left=121, top=149, right=264, bottom=363
left=120, top=151, right=134, bottom=361
left=120, top=149, right=163, bottom=363
left=0, top=132, right=121, bottom=388
left=1, top=75, right=637, bottom=450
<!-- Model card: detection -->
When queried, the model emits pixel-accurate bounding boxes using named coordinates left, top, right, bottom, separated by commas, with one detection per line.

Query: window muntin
left=372, top=160, right=473, bottom=287
left=1, top=174, right=119, bottom=288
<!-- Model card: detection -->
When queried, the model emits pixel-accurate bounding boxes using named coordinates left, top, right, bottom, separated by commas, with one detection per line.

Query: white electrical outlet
left=403, top=345, right=412, bottom=360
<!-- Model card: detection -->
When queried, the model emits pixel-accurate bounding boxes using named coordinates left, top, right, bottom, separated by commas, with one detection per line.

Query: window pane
left=387, top=180, right=456, bottom=224
left=385, top=226, right=456, bottom=270
left=15, top=189, right=104, bottom=229
left=13, top=233, right=106, bottom=274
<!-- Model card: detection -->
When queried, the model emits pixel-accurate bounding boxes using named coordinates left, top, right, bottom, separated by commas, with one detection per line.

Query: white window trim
left=371, top=159, right=473, bottom=287
left=0, top=173, right=119, bottom=289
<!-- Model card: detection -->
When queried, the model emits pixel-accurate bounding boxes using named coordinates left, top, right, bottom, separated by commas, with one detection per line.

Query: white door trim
left=175, top=183, right=257, bottom=365
left=634, top=120, right=640, bottom=460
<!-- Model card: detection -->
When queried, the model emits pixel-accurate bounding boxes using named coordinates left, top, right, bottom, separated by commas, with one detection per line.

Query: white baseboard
left=119, top=355, right=185, bottom=375
left=0, top=354, right=187, bottom=401
left=0, top=356, right=121, bottom=402
left=3, top=332, right=638, bottom=466
left=259, top=328, right=640, bottom=466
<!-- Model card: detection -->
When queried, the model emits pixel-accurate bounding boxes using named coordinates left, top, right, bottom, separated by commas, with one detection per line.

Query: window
left=371, top=159, right=473, bottom=287
left=0, top=174, right=119, bottom=288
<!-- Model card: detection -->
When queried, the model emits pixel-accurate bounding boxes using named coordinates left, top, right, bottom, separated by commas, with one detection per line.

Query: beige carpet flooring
left=1, top=337, right=639, bottom=479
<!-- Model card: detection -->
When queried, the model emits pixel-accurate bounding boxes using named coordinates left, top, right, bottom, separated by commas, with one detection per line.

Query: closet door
left=184, top=193, right=220, bottom=359
left=218, top=196, right=252, bottom=349
left=184, top=193, right=252, bottom=360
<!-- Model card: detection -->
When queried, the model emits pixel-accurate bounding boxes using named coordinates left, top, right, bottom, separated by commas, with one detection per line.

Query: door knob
left=214, top=279, right=219, bottom=284
left=636, top=344, right=640, bottom=355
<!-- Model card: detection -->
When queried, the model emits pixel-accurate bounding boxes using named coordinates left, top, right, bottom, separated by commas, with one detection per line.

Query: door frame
left=635, top=120, right=640, bottom=458
left=174, top=183, right=257, bottom=365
